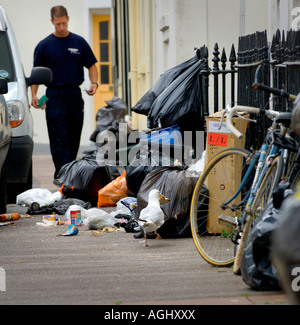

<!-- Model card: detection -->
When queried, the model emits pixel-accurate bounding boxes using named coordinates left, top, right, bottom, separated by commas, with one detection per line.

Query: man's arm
left=87, top=64, right=99, bottom=96
left=31, top=85, right=40, bottom=108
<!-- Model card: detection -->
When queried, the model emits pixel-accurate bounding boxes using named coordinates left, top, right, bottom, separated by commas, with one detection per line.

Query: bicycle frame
left=222, top=124, right=282, bottom=213
left=245, top=139, right=280, bottom=216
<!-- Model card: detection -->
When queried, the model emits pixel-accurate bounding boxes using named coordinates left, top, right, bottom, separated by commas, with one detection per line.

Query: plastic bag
left=17, top=188, right=63, bottom=207
left=137, top=166, right=198, bottom=238
left=131, top=55, right=200, bottom=116
left=55, top=155, right=111, bottom=206
left=26, top=198, right=92, bottom=216
left=97, top=170, right=128, bottom=207
left=147, top=58, right=205, bottom=131
left=187, top=150, right=206, bottom=176
left=113, top=197, right=139, bottom=233
left=90, top=96, right=127, bottom=142
left=240, top=202, right=281, bottom=291
left=82, top=208, right=119, bottom=230
left=126, top=142, right=176, bottom=196
left=271, top=186, right=300, bottom=303
left=240, top=187, right=293, bottom=291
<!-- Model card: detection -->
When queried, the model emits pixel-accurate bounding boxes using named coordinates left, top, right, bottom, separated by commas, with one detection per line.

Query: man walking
left=31, top=6, right=98, bottom=180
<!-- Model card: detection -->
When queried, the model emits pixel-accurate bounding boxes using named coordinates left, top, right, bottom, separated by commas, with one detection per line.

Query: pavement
left=0, top=143, right=292, bottom=307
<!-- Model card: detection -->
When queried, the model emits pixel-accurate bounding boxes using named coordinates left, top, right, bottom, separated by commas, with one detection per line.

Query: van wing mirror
left=26, top=67, right=53, bottom=87
left=0, top=78, right=8, bottom=94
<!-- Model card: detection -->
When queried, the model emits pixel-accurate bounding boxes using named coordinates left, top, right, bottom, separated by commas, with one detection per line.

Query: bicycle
left=190, top=67, right=299, bottom=270
left=230, top=107, right=298, bottom=273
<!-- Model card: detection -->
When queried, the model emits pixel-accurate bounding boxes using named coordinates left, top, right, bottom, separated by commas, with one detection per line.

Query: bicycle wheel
left=190, top=147, right=254, bottom=267
left=233, top=155, right=283, bottom=274
left=251, top=155, right=283, bottom=218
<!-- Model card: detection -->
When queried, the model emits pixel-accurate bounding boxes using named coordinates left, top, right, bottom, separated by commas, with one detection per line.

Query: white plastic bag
left=83, top=208, right=119, bottom=230
left=187, top=150, right=205, bottom=174
left=47, top=191, right=63, bottom=205
left=17, top=188, right=63, bottom=206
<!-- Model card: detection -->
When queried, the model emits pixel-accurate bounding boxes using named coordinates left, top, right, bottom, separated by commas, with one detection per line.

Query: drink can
left=69, top=207, right=82, bottom=226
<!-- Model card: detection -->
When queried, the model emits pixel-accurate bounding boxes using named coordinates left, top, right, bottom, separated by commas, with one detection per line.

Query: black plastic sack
left=55, top=155, right=111, bottom=206
left=90, top=96, right=127, bottom=142
left=136, top=166, right=198, bottom=238
left=131, top=55, right=200, bottom=116
left=240, top=186, right=293, bottom=291
left=271, top=188, right=300, bottom=303
left=240, top=201, right=281, bottom=291
left=26, top=198, right=92, bottom=215
left=126, top=142, right=177, bottom=196
left=147, top=58, right=205, bottom=131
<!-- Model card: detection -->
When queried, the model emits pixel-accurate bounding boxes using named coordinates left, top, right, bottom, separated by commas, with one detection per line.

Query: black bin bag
left=240, top=202, right=280, bottom=291
left=147, top=58, right=205, bottom=132
left=240, top=188, right=293, bottom=291
left=131, top=55, right=200, bottom=116
left=136, top=166, right=199, bottom=238
left=126, top=141, right=178, bottom=196
left=271, top=187, right=300, bottom=304
left=55, top=155, right=111, bottom=206
left=90, top=96, right=127, bottom=142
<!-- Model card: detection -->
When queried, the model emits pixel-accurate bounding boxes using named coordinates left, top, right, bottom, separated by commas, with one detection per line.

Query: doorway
left=92, top=15, right=114, bottom=120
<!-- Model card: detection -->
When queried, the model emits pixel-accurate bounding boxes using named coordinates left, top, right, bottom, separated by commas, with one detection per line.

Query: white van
left=0, top=78, right=11, bottom=213
left=0, top=6, right=52, bottom=200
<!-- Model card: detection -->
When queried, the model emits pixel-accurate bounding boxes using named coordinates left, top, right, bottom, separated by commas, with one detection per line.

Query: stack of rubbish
left=16, top=53, right=207, bottom=240
left=125, top=53, right=206, bottom=237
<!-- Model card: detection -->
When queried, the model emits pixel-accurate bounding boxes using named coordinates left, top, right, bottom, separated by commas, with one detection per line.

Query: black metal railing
left=197, top=29, right=300, bottom=151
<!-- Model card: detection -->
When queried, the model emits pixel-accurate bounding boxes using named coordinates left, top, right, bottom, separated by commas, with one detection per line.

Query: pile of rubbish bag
left=132, top=54, right=205, bottom=132
left=16, top=54, right=207, bottom=240
left=137, top=166, right=198, bottom=238
left=240, top=184, right=294, bottom=291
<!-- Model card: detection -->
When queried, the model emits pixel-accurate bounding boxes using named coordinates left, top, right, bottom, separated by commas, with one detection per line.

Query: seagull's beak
left=159, top=194, right=171, bottom=204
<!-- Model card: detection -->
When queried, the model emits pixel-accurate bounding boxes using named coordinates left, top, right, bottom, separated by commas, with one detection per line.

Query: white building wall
left=155, top=0, right=272, bottom=76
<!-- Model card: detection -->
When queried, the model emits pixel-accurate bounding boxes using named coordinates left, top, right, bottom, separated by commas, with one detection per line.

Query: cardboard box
left=204, top=110, right=249, bottom=233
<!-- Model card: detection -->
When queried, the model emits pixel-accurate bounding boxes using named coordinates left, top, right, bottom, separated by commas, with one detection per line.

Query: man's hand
left=88, top=64, right=98, bottom=96
left=31, top=95, right=40, bottom=108
left=86, top=83, right=98, bottom=96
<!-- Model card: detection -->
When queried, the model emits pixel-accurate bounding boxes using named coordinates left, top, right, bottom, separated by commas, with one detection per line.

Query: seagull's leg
left=154, top=232, right=162, bottom=240
left=144, top=232, right=149, bottom=246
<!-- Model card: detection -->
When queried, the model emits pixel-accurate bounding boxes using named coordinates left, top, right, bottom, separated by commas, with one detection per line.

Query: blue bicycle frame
left=223, top=130, right=281, bottom=210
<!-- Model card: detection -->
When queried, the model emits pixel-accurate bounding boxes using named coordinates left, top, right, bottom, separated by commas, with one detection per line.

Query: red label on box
left=207, top=133, right=228, bottom=147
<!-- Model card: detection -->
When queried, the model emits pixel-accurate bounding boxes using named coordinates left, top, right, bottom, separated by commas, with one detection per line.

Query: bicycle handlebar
left=252, top=66, right=297, bottom=101
left=223, top=105, right=280, bottom=139
left=225, top=106, right=260, bottom=139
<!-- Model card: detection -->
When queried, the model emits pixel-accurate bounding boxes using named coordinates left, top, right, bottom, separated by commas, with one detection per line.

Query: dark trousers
left=45, top=87, right=84, bottom=178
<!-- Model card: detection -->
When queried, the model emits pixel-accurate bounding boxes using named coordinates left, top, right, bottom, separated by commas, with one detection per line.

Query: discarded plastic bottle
left=0, top=213, right=21, bottom=221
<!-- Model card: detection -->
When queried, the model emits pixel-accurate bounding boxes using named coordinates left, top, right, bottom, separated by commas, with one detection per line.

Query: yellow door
left=93, top=15, right=114, bottom=119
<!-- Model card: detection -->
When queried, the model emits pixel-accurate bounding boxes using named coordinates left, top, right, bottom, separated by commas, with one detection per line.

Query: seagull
left=138, top=189, right=171, bottom=246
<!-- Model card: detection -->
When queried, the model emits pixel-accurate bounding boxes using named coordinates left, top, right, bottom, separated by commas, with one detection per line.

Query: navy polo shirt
left=33, top=32, right=97, bottom=87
